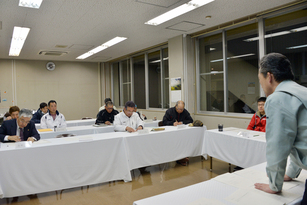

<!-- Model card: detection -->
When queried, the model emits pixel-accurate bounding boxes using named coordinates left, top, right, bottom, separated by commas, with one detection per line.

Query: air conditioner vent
left=38, top=51, right=68, bottom=56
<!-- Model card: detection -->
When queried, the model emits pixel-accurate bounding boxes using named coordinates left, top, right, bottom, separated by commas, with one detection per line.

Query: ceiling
left=0, top=0, right=298, bottom=62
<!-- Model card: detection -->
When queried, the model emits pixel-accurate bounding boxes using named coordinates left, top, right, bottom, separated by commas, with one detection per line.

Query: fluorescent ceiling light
left=9, top=26, right=30, bottom=56
left=77, top=37, right=127, bottom=60
left=244, top=25, right=307, bottom=42
left=210, top=53, right=255, bottom=63
left=286, top=44, right=307, bottom=50
left=19, top=0, right=43, bottom=9
left=145, top=0, right=214, bottom=26
left=150, top=57, right=169, bottom=63
left=291, top=26, right=307, bottom=32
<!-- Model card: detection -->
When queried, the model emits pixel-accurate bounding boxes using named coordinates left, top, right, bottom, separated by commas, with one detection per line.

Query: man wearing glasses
left=0, top=108, right=40, bottom=142
left=95, top=101, right=119, bottom=125
left=114, top=101, right=144, bottom=132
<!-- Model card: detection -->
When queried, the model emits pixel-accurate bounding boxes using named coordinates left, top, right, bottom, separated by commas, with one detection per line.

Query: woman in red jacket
left=247, top=97, right=266, bottom=132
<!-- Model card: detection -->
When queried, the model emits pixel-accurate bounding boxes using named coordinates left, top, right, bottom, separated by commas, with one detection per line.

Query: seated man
left=40, top=100, right=67, bottom=129
left=0, top=108, right=40, bottom=142
left=4, top=106, right=20, bottom=121
left=99, top=98, right=117, bottom=111
left=162, top=100, right=193, bottom=126
left=96, top=101, right=119, bottom=125
left=31, top=102, right=48, bottom=123
left=114, top=101, right=144, bottom=132
left=162, top=100, right=193, bottom=166
left=134, top=104, right=147, bottom=121
left=247, top=97, right=266, bottom=132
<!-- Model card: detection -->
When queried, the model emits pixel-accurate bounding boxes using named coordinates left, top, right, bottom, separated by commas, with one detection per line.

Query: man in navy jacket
left=162, top=100, right=193, bottom=126
left=0, top=108, right=40, bottom=142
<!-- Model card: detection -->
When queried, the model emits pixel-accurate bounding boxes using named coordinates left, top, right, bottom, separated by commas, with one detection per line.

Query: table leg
left=210, top=156, right=212, bottom=171
left=229, top=163, right=231, bottom=173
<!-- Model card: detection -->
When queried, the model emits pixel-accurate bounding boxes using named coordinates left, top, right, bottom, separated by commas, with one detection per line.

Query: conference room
left=0, top=0, right=307, bottom=204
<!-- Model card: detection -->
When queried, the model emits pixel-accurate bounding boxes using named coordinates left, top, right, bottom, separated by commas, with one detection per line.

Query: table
left=38, top=120, right=161, bottom=139
left=0, top=133, right=132, bottom=198
left=133, top=162, right=306, bottom=205
left=35, top=119, right=96, bottom=129
left=35, top=119, right=160, bottom=129
left=0, top=124, right=205, bottom=198
left=125, top=125, right=206, bottom=170
left=204, top=127, right=267, bottom=169
left=38, top=125, right=115, bottom=139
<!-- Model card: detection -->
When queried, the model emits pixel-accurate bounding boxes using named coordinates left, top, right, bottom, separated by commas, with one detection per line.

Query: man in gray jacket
left=255, top=53, right=307, bottom=203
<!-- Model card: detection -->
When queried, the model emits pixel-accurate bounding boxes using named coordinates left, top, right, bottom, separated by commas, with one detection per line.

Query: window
left=133, top=55, right=146, bottom=109
left=265, top=9, right=307, bottom=87
left=197, top=7, right=307, bottom=115
left=162, top=48, right=170, bottom=109
left=111, top=46, right=169, bottom=109
left=198, top=33, right=223, bottom=112
left=227, top=23, right=259, bottom=114
left=112, top=62, right=120, bottom=107
left=121, top=59, right=131, bottom=105
left=148, top=50, right=162, bottom=108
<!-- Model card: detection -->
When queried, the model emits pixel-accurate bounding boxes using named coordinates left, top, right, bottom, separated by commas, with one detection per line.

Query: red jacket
left=247, top=111, right=266, bottom=132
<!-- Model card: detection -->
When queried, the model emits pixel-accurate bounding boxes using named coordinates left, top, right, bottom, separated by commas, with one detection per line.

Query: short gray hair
left=19, top=109, right=33, bottom=118
left=176, top=101, right=185, bottom=107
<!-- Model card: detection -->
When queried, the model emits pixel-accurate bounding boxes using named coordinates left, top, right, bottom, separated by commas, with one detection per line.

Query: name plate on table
left=137, top=128, right=150, bottom=134
left=15, top=141, right=33, bottom=149
left=0, top=143, right=13, bottom=150
left=55, top=127, right=67, bottom=132
left=177, top=124, right=187, bottom=129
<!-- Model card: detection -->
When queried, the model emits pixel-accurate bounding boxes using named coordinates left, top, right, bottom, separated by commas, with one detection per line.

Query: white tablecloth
left=0, top=133, right=132, bottom=198
left=35, top=119, right=160, bottom=129
left=38, top=125, right=115, bottom=139
left=35, top=119, right=96, bottom=129
left=133, top=162, right=305, bottom=205
left=0, top=124, right=204, bottom=198
left=125, top=126, right=206, bottom=170
left=204, top=128, right=267, bottom=168
left=38, top=120, right=160, bottom=139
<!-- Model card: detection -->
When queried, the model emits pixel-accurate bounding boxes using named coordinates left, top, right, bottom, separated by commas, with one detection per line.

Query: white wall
left=0, top=59, right=100, bottom=120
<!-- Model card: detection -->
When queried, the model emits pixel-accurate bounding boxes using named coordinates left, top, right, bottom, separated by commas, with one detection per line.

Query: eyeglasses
left=20, top=118, right=30, bottom=125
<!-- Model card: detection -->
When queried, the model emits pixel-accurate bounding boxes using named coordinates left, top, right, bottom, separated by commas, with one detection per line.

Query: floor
left=0, top=157, right=235, bottom=205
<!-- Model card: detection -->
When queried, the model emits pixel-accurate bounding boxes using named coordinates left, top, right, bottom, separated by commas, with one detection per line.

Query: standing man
left=114, top=101, right=144, bottom=132
left=40, top=100, right=67, bottom=129
left=95, top=101, right=119, bottom=125
left=162, top=100, right=193, bottom=126
left=247, top=97, right=266, bottom=132
left=31, top=102, right=48, bottom=123
left=0, top=108, right=40, bottom=142
left=254, top=53, right=307, bottom=203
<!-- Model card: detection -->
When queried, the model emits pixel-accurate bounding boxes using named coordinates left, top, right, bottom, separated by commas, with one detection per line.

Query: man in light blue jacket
left=254, top=53, right=307, bottom=203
